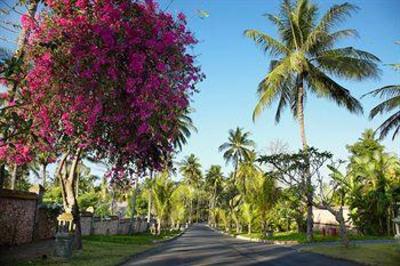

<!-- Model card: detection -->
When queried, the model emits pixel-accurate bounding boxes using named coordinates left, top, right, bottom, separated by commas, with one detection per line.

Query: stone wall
left=0, top=189, right=38, bottom=246
left=80, top=215, right=148, bottom=236
left=0, top=187, right=149, bottom=247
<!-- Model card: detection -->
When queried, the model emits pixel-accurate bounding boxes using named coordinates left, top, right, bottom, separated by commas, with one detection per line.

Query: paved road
left=124, top=224, right=359, bottom=266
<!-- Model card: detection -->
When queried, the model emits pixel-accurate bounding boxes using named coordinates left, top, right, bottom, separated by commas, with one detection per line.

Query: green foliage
left=345, top=130, right=400, bottom=235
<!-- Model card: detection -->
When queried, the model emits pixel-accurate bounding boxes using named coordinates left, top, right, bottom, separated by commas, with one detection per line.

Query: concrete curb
left=207, top=225, right=396, bottom=250
left=151, top=228, right=187, bottom=244
left=117, top=228, right=189, bottom=266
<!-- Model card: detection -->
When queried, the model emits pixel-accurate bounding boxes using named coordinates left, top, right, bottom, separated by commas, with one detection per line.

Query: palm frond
left=369, top=96, right=400, bottom=119
left=314, top=47, right=380, bottom=80
left=307, top=63, right=363, bottom=114
left=375, top=111, right=400, bottom=140
left=253, top=58, right=292, bottom=120
left=362, top=85, right=400, bottom=99
left=304, top=3, right=358, bottom=53
left=244, top=29, right=289, bottom=56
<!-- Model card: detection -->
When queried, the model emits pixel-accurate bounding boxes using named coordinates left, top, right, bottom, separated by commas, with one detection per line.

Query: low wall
left=0, top=187, right=149, bottom=247
left=81, top=216, right=148, bottom=236
left=0, top=189, right=38, bottom=246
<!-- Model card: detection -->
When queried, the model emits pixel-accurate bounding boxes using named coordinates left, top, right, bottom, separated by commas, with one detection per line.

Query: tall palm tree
left=244, top=0, right=379, bottom=149
left=205, top=165, right=224, bottom=225
left=151, top=172, right=176, bottom=235
left=244, top=0, right=379, bottom=241
left=218, top=127, right=255, bottom=175
left=179, top=154, right=202, bottom=223
left=363, top=43, right=400, bottom=140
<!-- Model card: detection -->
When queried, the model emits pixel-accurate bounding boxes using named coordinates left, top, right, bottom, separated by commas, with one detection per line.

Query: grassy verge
left=237, top=231, right=394, bottom=244
left=303, top=243, right=400, bottom=266
left=5, top=231, right=181, bottom=266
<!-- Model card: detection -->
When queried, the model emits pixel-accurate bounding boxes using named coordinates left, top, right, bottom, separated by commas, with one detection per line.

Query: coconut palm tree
left=218, top=127, right=255, bottom=176
left=179, top=154, right=203, bottom=223
left=363, top=43, right=400, bottom=140
left=245, top=0, right=379, bottom=147
left=244, top=0, right=380, bottom=241
left=205, top=165, right=224, bottom=225
left=151, top=172, right=176, bottom=235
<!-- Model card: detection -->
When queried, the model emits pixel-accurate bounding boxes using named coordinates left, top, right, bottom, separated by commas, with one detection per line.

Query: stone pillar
left=30, top=184, right=45, bottom=241
left=55, top=212, right=74, bottom=259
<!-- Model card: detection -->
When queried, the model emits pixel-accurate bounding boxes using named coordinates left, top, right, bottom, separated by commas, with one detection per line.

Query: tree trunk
left=157, top=218, right=161, bottom=236
left=110, top=190, right=115, bottom=216
left=0, top=164, right=5, bottom=190
left=7, top=0, right=39, bottom=100
left=248, top=222, right=252, bottom=234
left=41, top=163, right=47, bottom=187
left=336, top=207, right=349, bottom=248
left=147, top=170, right=153, bottom=223
left=236, top=219, right=240, bottom=233
left=196, top=194, right=200, bottom=223
left=296, top=81, right=314, bottom=242
left=60, top=148, right=83, bottom=250
left=128, top=180, right=138, bottom=235
left=189, top=199, right=193, bottom=224
left=10, top=164, right=17, bottom=190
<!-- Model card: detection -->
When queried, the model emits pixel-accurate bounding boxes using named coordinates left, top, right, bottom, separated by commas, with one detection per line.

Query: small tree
left=259, top=147, right=332, bottom=241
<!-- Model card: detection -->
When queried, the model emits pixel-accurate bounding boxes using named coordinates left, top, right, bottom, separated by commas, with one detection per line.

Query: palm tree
left=218, top=127, right=255, bottom=176
left=363, top=43, right=400, bottom=140
left=179, top=154, right=202, bottom=223
left=241, top=202, right=258, bottom=234
left=236, top=150, right=261, bottom=195
left=244, top=0, right=379, bottom=241
left=244, top=0, right=379, bottom=148
left=205, top=165, right=224, bottom=226
left=256, top=175, right=281, bottom=236
left=151, top=172, right=176, bottom=235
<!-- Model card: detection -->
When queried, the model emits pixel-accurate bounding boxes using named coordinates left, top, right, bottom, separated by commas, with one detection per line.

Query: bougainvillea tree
left=2, top=0, right=202, bottom=248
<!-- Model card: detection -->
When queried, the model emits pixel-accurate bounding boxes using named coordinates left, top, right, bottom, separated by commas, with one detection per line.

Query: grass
left=303, top=243, right=400, bottom=266
left=4, top=231, right=181, bottom=266
left=237, top=231, right=394, bottom=244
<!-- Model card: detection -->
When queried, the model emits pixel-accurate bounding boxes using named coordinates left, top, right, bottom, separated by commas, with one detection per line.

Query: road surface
left=124, top=224, right=358, bottom=266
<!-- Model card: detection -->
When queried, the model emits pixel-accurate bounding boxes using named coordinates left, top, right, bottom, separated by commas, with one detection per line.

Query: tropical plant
left=346, top=130, right=400, bottom=235
left=151, top=172, right=176, bottom=235
left=205, top=165, right=224, bottom=225
left=241, top=202, right=258, bottom=234
left=236, top=150, right=261, bottom=195
left=179, top=154, right=203, bottom=223
left=218, top=127, right=255, bottom=176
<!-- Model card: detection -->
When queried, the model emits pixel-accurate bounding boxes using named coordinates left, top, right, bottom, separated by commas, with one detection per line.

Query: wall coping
left=0, top=189, right=38, bottom=200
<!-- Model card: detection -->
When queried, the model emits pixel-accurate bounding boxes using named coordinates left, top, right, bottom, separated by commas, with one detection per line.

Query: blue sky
left=157, top=0, right=400, bottom=174
left=1, top=0, right=400, bottom=177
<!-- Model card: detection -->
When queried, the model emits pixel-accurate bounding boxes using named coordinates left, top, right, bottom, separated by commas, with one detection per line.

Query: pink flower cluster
left=0, top=141, right=32, bottom=166
left=6, top=0, right=202, bottom=171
